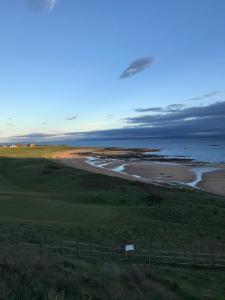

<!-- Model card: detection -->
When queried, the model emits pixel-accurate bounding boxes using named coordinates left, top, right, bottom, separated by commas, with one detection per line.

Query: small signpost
left=125, top=244, right=134, bottom=252
left=125, top=244, right=135, bottom=259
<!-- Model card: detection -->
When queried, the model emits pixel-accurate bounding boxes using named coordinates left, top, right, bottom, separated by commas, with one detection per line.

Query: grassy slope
left=1, top=249, right=225, bottom=300
left=0, top=146, right=225, bottom=299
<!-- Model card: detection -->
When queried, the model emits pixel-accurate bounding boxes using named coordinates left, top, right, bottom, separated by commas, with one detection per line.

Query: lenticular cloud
left=120, top=57, right=153, bottom=79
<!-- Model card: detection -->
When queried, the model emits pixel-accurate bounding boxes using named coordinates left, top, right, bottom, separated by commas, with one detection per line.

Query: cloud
left=13, top=133, right=58, bottom=138
left=203, top=91, right=220, bottom=98
left=188, top=90, right=222, bottom=101
left=66, top=115, right=79, bottom=121
left=45, top=0, right=57, bottom=10
left=120, top=57, right=153, bottom=79
left=135, top=104, right=185, bottom=113
left=127, top=101, right=225, bottom=126
left=135, top=107, right=163, bottom=113
left=106, top=114, right=115, bottom=119
left=7, top=102, right=225, bottom=143
left=188, top=97, right=202, bottom=101
left=11, top=132, right=86, bottom=141
left=166, top=104, right=185, bottom=110
left=26, top=0, right=57, bottom=12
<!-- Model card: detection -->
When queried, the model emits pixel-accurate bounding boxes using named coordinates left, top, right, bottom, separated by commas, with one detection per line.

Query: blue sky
left=0, top=0, right=225, bottom=142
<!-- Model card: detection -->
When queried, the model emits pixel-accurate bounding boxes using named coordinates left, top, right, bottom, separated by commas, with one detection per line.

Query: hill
left=0, top=146, right=225, bottom=299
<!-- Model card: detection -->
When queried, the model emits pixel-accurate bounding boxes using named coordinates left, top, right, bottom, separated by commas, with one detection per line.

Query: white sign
left=125, top=244, right=134, bottom=252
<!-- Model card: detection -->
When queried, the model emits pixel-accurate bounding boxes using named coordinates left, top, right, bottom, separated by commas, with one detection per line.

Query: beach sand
left=52, top=150, right=225, bottom=197
left=54, top=157, right=153, bottom=184
left=123, top=162, right=194, bottom=183
left=198, top=171, right=225, bottom=196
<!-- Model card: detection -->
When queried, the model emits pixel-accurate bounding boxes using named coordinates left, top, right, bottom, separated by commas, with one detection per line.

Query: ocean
left=53, top=137, right=225, bottom=163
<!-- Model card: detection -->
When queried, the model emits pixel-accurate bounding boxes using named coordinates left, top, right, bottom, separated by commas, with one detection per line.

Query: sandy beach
left=198, top=171, right=225, bottom=196
left=123, top=162, right=194, bottom=182
left=52, top=149, right=225, bottom=197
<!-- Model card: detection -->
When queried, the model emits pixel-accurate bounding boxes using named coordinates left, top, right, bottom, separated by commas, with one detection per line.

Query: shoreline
left=52, top=148, right=225, bottom=197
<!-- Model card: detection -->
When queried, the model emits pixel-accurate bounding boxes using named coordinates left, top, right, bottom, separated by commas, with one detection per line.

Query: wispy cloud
left=66, top=115, right=79, bottom=121
left=120, top=57, right=153, bottom=79
left=188, top=97, right=202, bottom=101
left=135, top=104, right=185, bottom=113
left=135, top=107, right=163, bottom=113
left=188, top=90, right=222, bottom=101
left=26, top=0, right=57, bottom=12
left=45, top=0, right=57, bottom=11
left=166, top=104, right=185, bottom=110
left=106, top=114, right=115, bottom=119
left=8, top=101, right=225, bottom=143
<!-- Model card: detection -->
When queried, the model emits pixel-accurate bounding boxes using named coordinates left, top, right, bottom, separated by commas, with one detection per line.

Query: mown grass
left=0, top=145, right=72, bottom=158
left=0, top=146, right=225, bottom=299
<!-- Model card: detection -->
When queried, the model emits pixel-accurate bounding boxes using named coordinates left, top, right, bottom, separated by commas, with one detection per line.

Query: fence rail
left=10, top=239, right=225, bottom=268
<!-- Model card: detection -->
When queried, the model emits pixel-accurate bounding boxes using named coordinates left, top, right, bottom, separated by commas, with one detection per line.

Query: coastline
left=198, top=170, right=225, bottom=196
left=52, top=148, right=225, bottom=197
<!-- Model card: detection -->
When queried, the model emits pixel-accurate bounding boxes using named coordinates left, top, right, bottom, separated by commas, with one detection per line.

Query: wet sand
left=123, top=162, right=195, bottom=183
left=54, top=157, right=155, bottom=184
left=52, top=149, right=225, bottom=197
left=198, top=171, right=225, bottom=196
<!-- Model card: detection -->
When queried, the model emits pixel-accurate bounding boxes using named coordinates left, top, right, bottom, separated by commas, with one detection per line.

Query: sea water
left=51, top=137, right=225, bottom=163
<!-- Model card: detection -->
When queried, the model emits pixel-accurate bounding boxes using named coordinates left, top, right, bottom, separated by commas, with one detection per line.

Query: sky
left=0, top=0, right=225, bottom=143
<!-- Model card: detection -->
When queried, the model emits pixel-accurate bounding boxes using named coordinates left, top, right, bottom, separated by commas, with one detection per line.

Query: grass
left=0, top=146, right=225, bottom=299
left=0, top=248, right=225, bottom=300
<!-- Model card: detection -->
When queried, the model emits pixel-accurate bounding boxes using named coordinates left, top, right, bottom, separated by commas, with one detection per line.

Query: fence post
left=147, top=255, right=151, bottom=266
left=60, top=240, right=63, bottom=255
left=101, top=246, right=104, bottom=260
left=76, top=242, right=79, bottom=259
left=174, top=251, right=177, bottom=264
left=90, top=244, right=93, bottom=257
left=192, top=252, right=196, bottom=266
left=111, top=247, right=114, bottom=260
left=40, top=238, right=43, bottom=256
left=16, top=239, right=19, bottom=250
left=210, top=251, right=214, bottom=267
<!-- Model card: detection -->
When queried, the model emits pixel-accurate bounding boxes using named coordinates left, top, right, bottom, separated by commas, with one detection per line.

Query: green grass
left=0, top=146, right=225, bottom=299
left=0, top=249, right=225, bottom=300
left=0, top=145, right=72, bottom=158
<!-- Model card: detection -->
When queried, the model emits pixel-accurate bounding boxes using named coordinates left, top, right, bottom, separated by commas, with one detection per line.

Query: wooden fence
left=12, top=239, right=225, bottom=268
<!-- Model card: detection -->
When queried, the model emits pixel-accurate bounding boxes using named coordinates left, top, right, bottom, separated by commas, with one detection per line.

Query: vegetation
left=0, top=146, right=225, bottom=299
left=0, top=249, right=225, bottom=300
